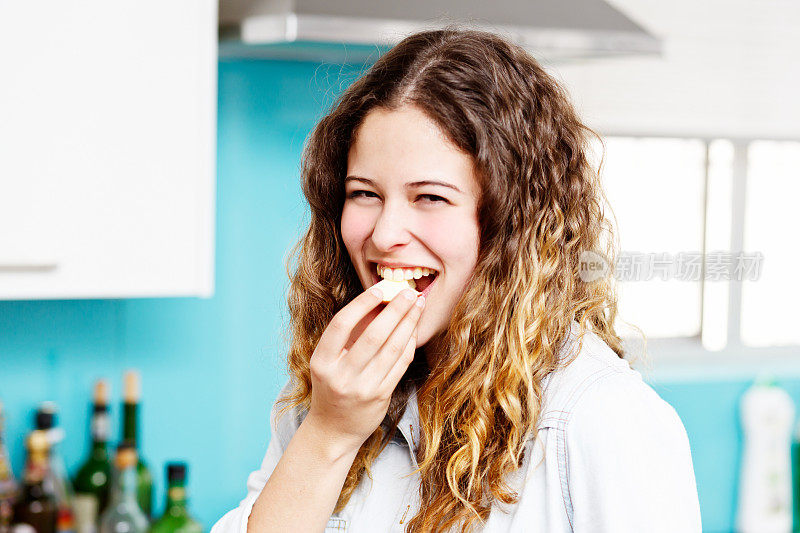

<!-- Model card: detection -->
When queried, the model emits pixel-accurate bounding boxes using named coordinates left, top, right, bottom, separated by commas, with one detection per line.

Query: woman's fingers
left=378, top=327, right=418, bottom=395
left=313, top=286, right=385, bottom=364
left=343, top=288, right=420, bottom=371
left=362, top=294, right=424, bottom=378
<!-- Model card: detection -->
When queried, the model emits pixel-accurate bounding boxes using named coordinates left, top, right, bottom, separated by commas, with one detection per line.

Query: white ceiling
left=549, top=0, right=800, bottom=139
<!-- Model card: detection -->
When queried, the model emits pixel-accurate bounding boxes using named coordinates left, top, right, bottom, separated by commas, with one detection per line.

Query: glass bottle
left=0, top=402, right=19, bottom=533
left=121, top=371, right=152, bottom=518
left=35, top=403, right=75, bottom=533
left=149, top=463, right=201, bottom=533
left=98, top=445, right=148, bottom=533
left=72, top=380, right=112, bottom=533
left=12, top=430, right=57, bottom=533
left=793, top=421, right=800, bottom=533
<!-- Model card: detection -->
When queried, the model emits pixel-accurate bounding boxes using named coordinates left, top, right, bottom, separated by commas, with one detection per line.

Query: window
left=741, top=141, right=800, bottom=347
left=592, top=137, right=706, bottom=339
left=702, top=140, right=734, bottom=351
left=592, top=135, right=796, bottom=354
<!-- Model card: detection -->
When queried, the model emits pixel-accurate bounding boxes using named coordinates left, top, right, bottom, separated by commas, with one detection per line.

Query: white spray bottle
left=737, top=375, right=795, bottom=533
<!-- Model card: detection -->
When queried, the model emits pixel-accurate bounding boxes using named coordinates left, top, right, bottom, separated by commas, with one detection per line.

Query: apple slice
left=372, top=278, right=418, bottom=303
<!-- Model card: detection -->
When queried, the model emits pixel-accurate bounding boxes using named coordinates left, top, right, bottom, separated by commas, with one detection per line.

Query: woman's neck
left=421, top=332, right=446, bottom=372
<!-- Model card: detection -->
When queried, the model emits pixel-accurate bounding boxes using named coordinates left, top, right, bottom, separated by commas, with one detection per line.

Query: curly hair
left=277, top=26, right=632, bottom=532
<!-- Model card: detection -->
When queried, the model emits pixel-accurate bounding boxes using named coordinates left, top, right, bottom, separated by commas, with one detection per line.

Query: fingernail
left=415, top=295, right=426, bottom=307
left=402, top=289, right=416, bottom=301
left=370, top=287, right=383, bottom=299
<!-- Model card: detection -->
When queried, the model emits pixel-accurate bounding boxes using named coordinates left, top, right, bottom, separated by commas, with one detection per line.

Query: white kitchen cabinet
left=0, top=1, right=217, bottom=299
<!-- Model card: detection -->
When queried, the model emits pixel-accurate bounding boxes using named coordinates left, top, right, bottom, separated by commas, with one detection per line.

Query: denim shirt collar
left=388, top=320, right=580, bottom=467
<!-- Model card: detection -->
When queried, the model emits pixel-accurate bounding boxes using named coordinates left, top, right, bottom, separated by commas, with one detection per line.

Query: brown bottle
left=12, top=430, right=57, bottom=533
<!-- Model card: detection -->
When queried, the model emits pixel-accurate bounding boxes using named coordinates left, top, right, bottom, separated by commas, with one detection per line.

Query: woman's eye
left=347, top=190, right=378, bottom=199
left=345, top=190, right=449, bottom=204
left=418, top=194, right=448, bottom=203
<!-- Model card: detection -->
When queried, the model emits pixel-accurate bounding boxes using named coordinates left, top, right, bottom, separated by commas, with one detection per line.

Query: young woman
left=213, top=28, right=702, bottom=533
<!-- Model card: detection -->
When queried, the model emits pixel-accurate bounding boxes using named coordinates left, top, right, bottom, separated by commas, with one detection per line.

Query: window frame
left=598, top=133, right=800, bottom=380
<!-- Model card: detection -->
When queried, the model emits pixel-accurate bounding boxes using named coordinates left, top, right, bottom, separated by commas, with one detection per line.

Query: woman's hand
left=304, top=286, right=425, bottom=457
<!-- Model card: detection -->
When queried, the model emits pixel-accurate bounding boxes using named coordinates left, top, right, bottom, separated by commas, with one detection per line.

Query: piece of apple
left=372, top=278, right=418, bottom=303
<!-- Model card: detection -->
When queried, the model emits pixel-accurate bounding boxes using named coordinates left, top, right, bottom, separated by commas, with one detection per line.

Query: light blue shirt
left=212, top=321, right=702, bottom=532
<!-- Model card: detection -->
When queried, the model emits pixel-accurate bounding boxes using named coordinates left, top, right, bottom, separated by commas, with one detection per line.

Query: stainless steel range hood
left=219, top=0, right=661, bottom=63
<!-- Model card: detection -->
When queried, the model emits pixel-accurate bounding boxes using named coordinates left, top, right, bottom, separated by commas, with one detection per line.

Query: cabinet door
left=0, top=1, right=216, bottom=299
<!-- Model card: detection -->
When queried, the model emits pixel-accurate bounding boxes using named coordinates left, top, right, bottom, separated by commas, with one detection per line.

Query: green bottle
left=149, top=463, right=202, bottom=533
left=122, top=371, right=153, bottom=519
left=72, top=380, right=112, bottom=533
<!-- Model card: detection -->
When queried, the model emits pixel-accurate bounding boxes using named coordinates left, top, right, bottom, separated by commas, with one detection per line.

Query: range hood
left=219, top=0, right=661, bottom=63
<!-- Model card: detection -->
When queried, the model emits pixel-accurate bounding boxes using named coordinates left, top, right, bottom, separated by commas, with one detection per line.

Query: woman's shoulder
left=537, top=321, right=680, bottom=434
left=531, top=323, right=701, bottom=531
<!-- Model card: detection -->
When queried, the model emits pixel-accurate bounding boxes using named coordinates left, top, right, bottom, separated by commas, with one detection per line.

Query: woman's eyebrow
left=407, top=180, right=463, bottom=194
left=345, top=175, right=463, bottom=194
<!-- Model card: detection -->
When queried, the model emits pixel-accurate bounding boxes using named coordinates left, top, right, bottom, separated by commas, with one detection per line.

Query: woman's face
left=342, top=105, right=481, bottom=349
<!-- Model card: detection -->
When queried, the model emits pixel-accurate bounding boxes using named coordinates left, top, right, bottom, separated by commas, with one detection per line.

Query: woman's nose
left=369, top=202, right=412, bottom=251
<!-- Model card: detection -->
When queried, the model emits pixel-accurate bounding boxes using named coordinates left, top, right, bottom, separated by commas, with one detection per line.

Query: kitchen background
left=1, top=1, right=799, bottom=532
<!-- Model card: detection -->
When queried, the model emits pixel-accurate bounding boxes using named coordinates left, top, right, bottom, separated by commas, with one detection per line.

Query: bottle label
left=168, top=487, right=186, bottom=501
left=90, top=414, right=110, bottom=442
left=0, top=448, right=15, bottom=491
left=57, top=506, right=76, bottom=533
left=72, top=494, right=98, bottom=533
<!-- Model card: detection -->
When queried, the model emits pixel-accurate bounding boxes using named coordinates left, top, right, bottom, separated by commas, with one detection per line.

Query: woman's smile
left=368, top=262, right=440, bottom=298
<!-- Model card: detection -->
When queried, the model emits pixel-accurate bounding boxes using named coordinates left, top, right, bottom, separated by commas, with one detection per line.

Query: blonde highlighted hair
left=278, top=26, right=631, bottom=532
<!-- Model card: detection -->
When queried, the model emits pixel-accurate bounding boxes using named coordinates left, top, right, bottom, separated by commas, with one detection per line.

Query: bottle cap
left=167, top=462, right=187, bottom=483
left=754, top=372, right=778, bottom=388
left=35, top=402, right=57, bottom=430
left=94, top=379, right=110, bottom=407
left=123, top=370, right=141, bottom=404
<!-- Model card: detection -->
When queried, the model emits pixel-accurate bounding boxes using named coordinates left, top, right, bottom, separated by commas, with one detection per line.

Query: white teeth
left=376, top=264, right=437, bottom=281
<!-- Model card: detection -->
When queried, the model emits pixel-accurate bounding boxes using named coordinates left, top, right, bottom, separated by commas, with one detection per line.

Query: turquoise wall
left=0, top=57, right=787, bottom=532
